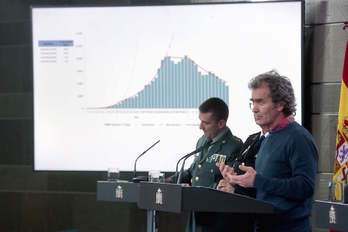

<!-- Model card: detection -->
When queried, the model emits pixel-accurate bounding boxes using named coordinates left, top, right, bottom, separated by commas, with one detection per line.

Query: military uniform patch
left=206, top=154, right=227, bottom=164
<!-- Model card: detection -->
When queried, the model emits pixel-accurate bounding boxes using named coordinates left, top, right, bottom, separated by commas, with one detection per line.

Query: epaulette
left=232, top=135, right=242, bottom=143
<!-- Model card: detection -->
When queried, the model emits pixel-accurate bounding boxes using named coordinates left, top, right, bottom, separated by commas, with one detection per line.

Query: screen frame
left=31, top=0, right=304, bottom=173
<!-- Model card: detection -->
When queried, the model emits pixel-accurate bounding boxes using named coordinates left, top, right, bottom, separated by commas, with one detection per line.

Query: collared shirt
left=261, top=130, right=268, bottom=139
left=271, top=115, right=295, bottom=133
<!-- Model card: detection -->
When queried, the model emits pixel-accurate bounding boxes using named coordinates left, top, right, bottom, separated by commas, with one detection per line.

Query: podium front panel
left=97, top=181, right=139, bottom=203
left=313, top=200, right=348, bottom=231
left=182, top=186, right=273, bottom=214
left=138, top=183, right=273, bottom=214
left=138, top=182, right=183, bottom=213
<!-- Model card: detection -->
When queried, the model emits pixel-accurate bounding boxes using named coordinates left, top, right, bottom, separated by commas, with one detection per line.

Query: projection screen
left=32, top=1, right=303, bottom=171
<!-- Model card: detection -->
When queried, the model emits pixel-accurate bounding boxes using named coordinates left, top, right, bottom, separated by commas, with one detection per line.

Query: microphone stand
left=132, top=140, right=160, bottom=182
left=233, top=134, right=261, bottom=174
left=176, top=140, right=215, bottom=184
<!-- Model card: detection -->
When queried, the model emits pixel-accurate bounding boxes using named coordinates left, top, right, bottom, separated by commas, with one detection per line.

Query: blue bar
left=38, top=40, right=74, bottom=47
left=184, top=60, right=187, bottom=108
left=170, top=62, right=173, bottom=108
left=210, top=76, right=213, bottom=96
left=159, top=67, right=163, bottom=108
left=154, top=80, right=158, bottom=108
left=173, top=64, right=176, bottom=108
left=165, top=59, right=169, bottom=108
left=192, top=65, right=196, bottom=107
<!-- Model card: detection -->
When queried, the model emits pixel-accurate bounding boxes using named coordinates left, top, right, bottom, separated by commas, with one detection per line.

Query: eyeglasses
left=249, top=99, right=266, bottom=109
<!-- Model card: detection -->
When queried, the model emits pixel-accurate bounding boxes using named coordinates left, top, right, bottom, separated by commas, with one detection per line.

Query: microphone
left=176, top=139, right=216, bottom=184
left=232, top=145, right=251, bottom=175
left=132, top=139, right=160, bottom=183
left=233, top=133, right=262, bottom=174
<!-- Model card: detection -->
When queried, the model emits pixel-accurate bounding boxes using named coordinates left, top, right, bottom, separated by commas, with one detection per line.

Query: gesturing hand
left=224, top=165, right=256, bottom=188
left=216, top=162, right=236, bottom=179
left=217, top=179, right=235, bottom=193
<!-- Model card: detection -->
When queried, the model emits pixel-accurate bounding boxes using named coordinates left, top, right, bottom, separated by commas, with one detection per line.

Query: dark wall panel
left=0, top=192, right=148, bottom=232
left=0, top=93, right=32, bottom=118
left=0, top=191, right=188, bottom=232
left=0, top=21, right=31, bottom=46
left=0, top=0, right=132, bottom=22
left=0, top=192, right=21, bottom=232
left=0, top=46, right=32, bottom=93
left=0, top=120, right=32, bottom=164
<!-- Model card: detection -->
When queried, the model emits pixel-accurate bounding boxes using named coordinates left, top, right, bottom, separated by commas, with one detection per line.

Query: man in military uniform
left=168, top=97, right=243, bottom=231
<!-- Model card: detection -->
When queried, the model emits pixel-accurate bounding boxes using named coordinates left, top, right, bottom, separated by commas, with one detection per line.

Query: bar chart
left=107, top=56, right=229, bottom=109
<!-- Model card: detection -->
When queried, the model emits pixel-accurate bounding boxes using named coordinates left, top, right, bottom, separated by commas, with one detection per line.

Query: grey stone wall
left=306, top=0, right=348, bottom=231
left=305, top=0, right=348, bottom=199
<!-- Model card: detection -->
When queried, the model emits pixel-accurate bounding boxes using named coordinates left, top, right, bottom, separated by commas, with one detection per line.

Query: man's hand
left=216, top=162, right=236, bottom=180
left=224, top=165, right=256, bottom=188
left=217, top=179, right=235, bottom=193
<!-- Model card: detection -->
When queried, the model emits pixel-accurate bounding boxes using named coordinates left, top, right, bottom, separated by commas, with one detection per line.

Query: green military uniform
left=180, top=127, right=243, bottom=188
left=179, top=127, right=243, bottom=232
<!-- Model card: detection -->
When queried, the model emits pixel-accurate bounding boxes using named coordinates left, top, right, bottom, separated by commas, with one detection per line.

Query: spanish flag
left=333, top=40, right=348, bottom=201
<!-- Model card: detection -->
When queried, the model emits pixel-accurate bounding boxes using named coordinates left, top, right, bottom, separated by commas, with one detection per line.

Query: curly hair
left=248, top=70, right=296, bottom=116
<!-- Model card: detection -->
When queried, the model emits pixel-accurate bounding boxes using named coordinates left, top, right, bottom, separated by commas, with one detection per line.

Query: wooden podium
left=97, top=181, right=274, bottom=232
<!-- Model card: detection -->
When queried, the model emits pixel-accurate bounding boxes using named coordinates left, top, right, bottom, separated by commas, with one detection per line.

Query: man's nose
left=252, top=104, right=259, bottom=113
left=199, top=122, right=203, bottom=130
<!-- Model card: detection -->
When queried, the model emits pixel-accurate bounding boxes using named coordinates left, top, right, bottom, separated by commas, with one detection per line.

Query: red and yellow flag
left=333, top=40, right=348, bottom=200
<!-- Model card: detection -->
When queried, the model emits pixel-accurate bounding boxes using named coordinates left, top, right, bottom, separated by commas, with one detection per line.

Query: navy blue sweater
left=254, top=121, right=318, bottom=231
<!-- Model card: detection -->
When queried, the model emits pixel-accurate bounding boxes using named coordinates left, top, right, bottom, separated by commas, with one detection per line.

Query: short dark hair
left=199, top=97, right=229, bottom=121
left=248, top=70, right=296, bottom=116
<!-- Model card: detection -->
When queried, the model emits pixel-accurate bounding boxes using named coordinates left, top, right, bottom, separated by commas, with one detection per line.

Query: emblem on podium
left=115, top=185, right=123, bottom=199
left=329, top=205, right=336, bottom=224
left=155, top=188, right=163, bottom=205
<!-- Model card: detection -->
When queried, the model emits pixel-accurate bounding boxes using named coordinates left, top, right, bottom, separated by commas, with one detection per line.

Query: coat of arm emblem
left=329, top=205, right=336, bottom=224
left=115, top=185, right=123, bottom=199
left=155, top=188, right=163, bottom=205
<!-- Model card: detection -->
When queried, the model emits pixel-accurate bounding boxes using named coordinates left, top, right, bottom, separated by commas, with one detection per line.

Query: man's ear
left=276, top=101, right=285, bottom=112
left=218, top=119, right=226, bottom=129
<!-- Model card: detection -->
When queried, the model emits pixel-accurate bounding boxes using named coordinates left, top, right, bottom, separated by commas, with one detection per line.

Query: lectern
left=97, top=181, right=274, bottom=232
left=138, top=182, right=273, bottom=214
